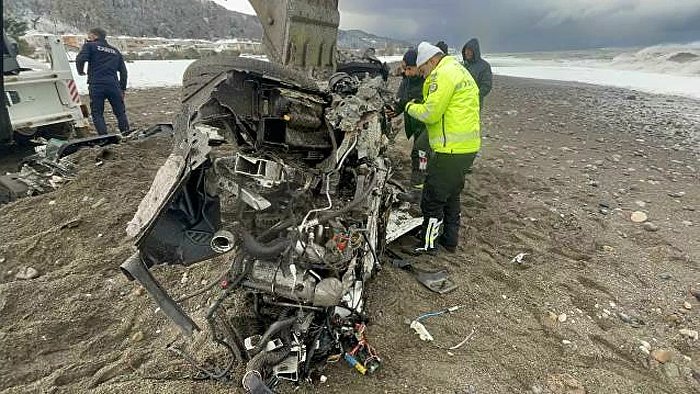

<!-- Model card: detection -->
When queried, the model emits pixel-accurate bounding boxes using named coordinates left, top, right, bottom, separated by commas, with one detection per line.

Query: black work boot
left=407, top=217, right=443, bottom=255
left=437, top=236, right=457, bottom=254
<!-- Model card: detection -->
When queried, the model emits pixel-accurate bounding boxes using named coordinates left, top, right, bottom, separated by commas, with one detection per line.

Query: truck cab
left=2, top=31, right=89, bottom=144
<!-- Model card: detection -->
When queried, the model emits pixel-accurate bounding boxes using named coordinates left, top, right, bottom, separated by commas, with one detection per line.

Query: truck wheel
left=181, top=55, right=319, bottom=104
left=37, top=123, right=74, bottom=140
left=12, top=131, right=36, bottom=146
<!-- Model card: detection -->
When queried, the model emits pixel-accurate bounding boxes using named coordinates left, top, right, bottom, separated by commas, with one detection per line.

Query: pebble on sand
left=663, top=363, right=680, bottom=379
left=643, top=222, right=659, bottom=232
left=14, top=267, right=40, bottom=280
left=630, top=211, right=648, bottom=223
left=651, top=349, right=672, bottom=363
left=679, top=329, right=699, bottom=340
left=131, top=331, right=145, bottom=342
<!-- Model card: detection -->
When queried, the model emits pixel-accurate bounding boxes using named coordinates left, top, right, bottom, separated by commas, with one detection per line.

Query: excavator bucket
left=249, top=0, right=340, bottom=70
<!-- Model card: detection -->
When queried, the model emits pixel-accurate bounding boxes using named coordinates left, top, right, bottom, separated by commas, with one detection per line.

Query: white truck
left=2, top=31, right=89, bottom=144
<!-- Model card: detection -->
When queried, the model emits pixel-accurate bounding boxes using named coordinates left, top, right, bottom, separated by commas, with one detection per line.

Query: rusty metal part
left=249, top=0, right=340, bottom=70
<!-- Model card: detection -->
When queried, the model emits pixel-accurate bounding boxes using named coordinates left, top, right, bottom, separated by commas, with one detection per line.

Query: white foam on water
left=25, top=49, right=698, bottom=100
left=491, top=63, right=700, bottom=100
left=487, top=42, right=700, bottom=100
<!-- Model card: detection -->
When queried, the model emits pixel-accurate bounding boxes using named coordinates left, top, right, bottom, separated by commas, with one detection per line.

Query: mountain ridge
left=3, top=0, right=410, bottom=49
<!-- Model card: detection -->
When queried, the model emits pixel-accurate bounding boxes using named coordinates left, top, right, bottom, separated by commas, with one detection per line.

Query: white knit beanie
left=416, top=41, right=443, bottom=67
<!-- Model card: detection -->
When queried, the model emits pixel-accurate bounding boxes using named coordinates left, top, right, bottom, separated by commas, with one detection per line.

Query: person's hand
left=384, top=105, right=397, bottom=119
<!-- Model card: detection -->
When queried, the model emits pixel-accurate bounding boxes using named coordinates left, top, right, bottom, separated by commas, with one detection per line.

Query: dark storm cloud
left=338, top=0, right=700, bottom=52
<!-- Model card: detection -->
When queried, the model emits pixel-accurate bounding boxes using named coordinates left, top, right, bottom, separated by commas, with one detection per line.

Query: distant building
left=23, top=33, right=264, bottom=58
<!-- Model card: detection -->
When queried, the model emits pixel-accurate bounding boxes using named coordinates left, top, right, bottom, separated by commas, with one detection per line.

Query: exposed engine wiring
left=298, top=136, right=359, bottom=230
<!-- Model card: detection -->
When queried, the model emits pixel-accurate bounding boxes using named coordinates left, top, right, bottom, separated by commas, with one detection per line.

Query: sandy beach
left=1, top=74, right=698, bottom=393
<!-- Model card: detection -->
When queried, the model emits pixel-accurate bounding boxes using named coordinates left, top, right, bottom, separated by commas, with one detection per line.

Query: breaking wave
left=490, top=41, right=700, bottom=78
left=610, top=42, right=700, bottom=76
left=489, top=42, right=700, bottom=100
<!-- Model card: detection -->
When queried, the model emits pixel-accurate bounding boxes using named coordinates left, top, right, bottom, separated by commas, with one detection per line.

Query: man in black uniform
left=386, top=48, right=431, bottom=189
left=76, top=27, right=129, bottom=135
left=462, top=38, right=492, bottom=109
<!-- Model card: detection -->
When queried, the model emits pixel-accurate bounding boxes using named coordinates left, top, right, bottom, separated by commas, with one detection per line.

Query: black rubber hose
left=242, top=345, right=291, bottom=393
left=316, top=173, right=378, bottom=224
left=257, top=171, right=379, bottom=242
left=239, top=230, right=292, bottom=259
left=303, top=328, right=324, bottom=376
left=257, top=218, right=298, bottom=242
left=248, top=316, right=297, bottom=357
left=242, top=371, right=273, bottom=394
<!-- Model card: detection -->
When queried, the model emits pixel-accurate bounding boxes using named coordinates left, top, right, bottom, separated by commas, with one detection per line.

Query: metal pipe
left=211, top=229, right=236, bottom=253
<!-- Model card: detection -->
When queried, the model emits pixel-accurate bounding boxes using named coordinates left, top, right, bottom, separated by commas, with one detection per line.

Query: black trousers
left=419, top=152, right=477, bottom=249
left=89, top=83, right=129, bottom=134
left=409, top=129, right=431, bottom=186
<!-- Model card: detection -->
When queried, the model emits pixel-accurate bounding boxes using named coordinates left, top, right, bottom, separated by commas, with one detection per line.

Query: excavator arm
left=248, top=0, right=340, bottom=70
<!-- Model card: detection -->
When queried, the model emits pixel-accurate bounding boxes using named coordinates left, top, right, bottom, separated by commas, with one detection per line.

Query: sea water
left=488, top=42, right=700, bottom=100
left=18, top=43, right=700, bottom=100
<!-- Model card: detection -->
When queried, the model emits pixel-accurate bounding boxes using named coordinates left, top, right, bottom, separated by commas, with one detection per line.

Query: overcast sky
left=212, top=0, right=700, bottom=52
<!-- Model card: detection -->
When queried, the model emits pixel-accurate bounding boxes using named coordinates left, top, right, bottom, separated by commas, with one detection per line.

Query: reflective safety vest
left=406, top=56, right=481, bottom=154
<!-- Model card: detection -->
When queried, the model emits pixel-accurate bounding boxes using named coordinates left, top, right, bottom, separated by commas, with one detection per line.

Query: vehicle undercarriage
left=120, top=57, right=419, bottom=392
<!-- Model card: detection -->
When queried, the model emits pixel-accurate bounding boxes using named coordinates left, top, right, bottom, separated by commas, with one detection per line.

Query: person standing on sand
left=386, top=48, right=431, bottom=189
left=462, top=38, right=492, bottom=109
left=76, top=27, right=130, bottom=135
left=405, top=42, right=481, bottom=254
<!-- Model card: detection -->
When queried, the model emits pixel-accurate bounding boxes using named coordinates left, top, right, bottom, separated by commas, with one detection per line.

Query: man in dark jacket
left=462, top=38, right=492, bottom=108
left=76, top=27, right=129, bottom=135
left=387, top=48, right=431, bottom=188
left=435, top=41, right=448, bottom=55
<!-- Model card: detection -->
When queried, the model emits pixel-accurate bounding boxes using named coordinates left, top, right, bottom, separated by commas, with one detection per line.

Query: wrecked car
left=120, top=56, right=421, bottom=392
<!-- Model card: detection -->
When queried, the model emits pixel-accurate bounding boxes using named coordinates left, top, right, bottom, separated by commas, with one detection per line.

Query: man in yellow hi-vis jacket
left=405, top=42, right=481, bottom=254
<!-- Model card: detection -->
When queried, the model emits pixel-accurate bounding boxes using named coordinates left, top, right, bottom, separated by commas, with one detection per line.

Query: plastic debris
left=410, top=320, right=434, bottom=341
left=449, top=327, right=476, bottom=350
left=511, top=252, right=528, bottom=264
left=409, top=305, right=463, bottom=342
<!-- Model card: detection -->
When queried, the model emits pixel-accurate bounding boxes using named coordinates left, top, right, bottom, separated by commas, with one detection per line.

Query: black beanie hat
left=403, top=48, right=418, bottom=66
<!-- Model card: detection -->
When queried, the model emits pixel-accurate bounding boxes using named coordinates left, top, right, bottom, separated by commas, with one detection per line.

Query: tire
left=336, top=61, right=389, bottom=81
left=37, top=122, right=74, bottom=140
left=182, top=55, right=319, bottom=104
left=12, top=132, right=36, bottom=146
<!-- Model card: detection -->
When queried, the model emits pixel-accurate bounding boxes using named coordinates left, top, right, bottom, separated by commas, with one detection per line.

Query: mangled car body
left=120, top=56, right=418, bottom=391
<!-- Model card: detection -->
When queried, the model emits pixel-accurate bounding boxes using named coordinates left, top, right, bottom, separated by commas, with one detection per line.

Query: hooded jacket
left=76, top=39, right=128, bottom=91
left=395, top=73, right=426, bottom=139
left=462, top=39, right=492, bottom=106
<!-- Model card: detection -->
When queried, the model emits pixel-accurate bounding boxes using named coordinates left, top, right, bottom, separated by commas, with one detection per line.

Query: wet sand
left=1, top=75, right=699, bottom=393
